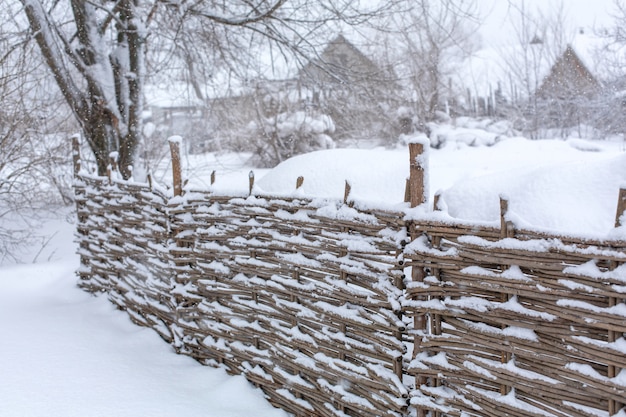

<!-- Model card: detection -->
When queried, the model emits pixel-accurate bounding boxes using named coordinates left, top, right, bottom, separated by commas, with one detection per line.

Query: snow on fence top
left=73, top=137, right=625, bottom=417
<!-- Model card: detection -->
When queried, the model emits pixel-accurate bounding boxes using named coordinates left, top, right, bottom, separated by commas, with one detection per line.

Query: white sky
left=478, top=0, right=618, bottom=46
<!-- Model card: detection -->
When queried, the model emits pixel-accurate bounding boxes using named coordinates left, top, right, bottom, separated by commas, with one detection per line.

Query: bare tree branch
left=185, top=0, right=287, bottom=26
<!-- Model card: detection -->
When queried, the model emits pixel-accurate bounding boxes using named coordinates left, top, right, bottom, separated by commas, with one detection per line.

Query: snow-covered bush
left=426, top=120, right=511, bottom=149
left=248, top=110, right=336, bottom=168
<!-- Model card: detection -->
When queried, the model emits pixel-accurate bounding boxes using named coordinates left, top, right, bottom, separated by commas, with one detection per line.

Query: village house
left=536, top=44, right=601, bottom=99
left=143, top=34, right=403, bottom=155
left=457, top=31, right=617, bottom=136
left=297, top=34, right=402, bottom=143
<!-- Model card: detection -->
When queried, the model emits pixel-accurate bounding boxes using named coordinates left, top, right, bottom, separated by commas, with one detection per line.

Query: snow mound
left=257, top=137, right=625, bottom=236
left=257, top=148, right=408, bottom=205
left=440, top=153, right=626, bottom=236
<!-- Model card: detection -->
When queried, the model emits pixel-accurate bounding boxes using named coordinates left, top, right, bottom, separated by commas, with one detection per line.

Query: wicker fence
left=73, top=138, right=626, bottom=417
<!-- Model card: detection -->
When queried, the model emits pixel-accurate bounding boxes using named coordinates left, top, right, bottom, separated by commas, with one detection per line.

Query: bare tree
left=17, top=0, right=386, bottom=179
left=1, top=2, right=76, bottom=262
left=374, top=0, right=480, bottom=124
left=590, top=0, right=626, bottom=140
left=494, top=0, right=574, bottom=136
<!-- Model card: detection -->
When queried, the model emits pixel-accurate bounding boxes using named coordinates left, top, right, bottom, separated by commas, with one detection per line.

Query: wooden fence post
left=614, top=187, right=626, bottom=227
left=249, top=171, right=255, bottom=196
left=499, top=195, right=515, bottom=238
left=168, top=136, right=183, bottom=197
left=433, top=191, right=442, bottom=212
left=408, top=141, right=429, bottom=417
left=498, top=195, right=514, bottom=397
left=343, top=180, right=352, bottom=206
left=609, top=187, right=626, bottom=414
left=408, top=141, right=428, bottom=207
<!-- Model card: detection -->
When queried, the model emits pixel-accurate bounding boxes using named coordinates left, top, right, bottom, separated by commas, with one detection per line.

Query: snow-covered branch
left=21, top=0, right=86, bottom=119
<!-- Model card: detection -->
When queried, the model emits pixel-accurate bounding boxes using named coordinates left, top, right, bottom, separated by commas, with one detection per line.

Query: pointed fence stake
left=248, top=171, right=255, bottom=196
left=343, top=180, right=351, bottom=206
left=211, top=170, right=216, bottom=186
left=615, top=187, right=626, bottom=227
left=433, top=191, right=442, bottom=211
left=296, top=176, right=304, bottom=190
left=499, top=195, right=515, bottom=238
left=500, top=196, right=509, bottom=238
left=408, top=142, right=427, bottom=208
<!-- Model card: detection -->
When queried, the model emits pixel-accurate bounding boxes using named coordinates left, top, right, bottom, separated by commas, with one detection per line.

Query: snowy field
left=1, top=125, right=626, bottom=416
left=0, top=261, right=287, bottom=417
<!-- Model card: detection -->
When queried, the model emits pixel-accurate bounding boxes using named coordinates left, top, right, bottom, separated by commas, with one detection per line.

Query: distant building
left=537, top=44, right=601, bottom=99
left=299, top=34, right=392, bottom=95
left=144, top=34, right=403, bottom=153
left=298, top=34, right=402, bottom=142
left=456, top=31, right=616, bottom=135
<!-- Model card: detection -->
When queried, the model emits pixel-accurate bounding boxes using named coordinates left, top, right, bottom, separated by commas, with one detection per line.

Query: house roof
left=299, top=34, right=388, bottom=86
left=536, top=44, right=599, bottom=98
left=457, top=30, right=615, bottom=102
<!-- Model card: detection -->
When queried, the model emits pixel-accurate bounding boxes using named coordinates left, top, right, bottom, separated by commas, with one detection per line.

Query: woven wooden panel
left=168, top=192, right=409, bottom=416
left=75, top=176, right=176, bottom=342
left=404, top=221, right=626, bottom=417
left=75, top=176, right=410, bottom=416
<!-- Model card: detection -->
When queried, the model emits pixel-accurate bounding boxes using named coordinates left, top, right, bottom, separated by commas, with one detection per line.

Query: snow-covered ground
left=1, top=125, right=625, bottom=416
left=0, top=260, right=288, bottom=417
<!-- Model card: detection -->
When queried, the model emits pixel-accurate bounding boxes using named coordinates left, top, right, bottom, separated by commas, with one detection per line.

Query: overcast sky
left=477, top=0, right=618, bottom=45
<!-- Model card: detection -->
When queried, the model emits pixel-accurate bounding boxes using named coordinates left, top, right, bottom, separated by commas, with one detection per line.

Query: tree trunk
left=21, top=0, right=143, bottom=180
